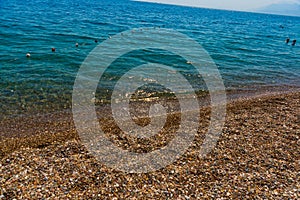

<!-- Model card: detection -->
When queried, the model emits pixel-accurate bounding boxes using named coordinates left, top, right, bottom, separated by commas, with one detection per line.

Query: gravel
left=0, top=92, right=299, bottom=199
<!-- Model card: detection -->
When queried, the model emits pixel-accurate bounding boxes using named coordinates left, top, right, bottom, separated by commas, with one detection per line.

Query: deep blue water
left=1, top=0, right=300, bottom=116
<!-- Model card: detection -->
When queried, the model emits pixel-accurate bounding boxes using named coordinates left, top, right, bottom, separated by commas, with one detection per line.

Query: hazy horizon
left=134, top=0, right=300, bottom=15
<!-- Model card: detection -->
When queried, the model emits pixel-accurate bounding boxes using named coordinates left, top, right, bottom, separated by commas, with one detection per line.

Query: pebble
left=0, top=92, right=299, bottom=199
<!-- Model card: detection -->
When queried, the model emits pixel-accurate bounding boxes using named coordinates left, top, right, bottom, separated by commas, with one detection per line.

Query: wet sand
left=0, top=91, right=299, bottom=199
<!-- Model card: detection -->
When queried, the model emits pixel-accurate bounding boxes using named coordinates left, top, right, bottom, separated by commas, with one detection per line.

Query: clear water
left=1, top=0, right=300, bottom=117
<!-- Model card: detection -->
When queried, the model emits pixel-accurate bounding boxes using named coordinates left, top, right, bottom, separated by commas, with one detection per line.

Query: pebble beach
left=1, top=91, right=299, bottom=199
left=2, top=0, right=300, bottom=199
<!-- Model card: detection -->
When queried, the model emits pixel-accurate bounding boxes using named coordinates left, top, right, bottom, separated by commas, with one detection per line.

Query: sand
left=0, top=91, right=299, bottom=199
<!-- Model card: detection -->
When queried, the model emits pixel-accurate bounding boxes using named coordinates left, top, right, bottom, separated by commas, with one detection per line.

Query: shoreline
left=0, top=87, right=299, bottom=156
left=0, top=87, right=299, bottom=142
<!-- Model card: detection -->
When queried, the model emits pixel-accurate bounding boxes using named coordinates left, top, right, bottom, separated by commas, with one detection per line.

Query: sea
left=1, top=0, right=300, bottom=118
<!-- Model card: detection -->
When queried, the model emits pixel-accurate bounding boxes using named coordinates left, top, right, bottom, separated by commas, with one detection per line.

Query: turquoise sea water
left=1, top=0, right=300, bottom=117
